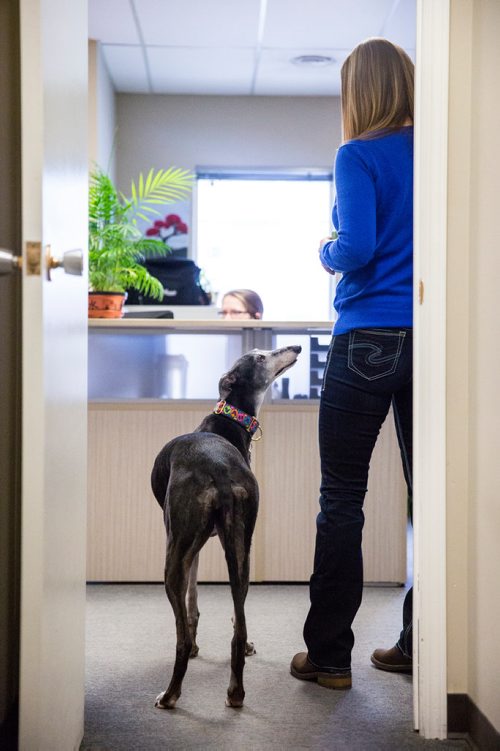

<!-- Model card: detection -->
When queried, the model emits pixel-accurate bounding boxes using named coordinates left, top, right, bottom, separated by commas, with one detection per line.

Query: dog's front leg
left=187, top=552, right=200, bottom=657
left=226, top=593, right=248, bottom=708
left=225, top=550, right=252, bottom=708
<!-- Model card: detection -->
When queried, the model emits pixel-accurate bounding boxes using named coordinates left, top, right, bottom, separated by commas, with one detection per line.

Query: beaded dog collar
left=213, top=400, right=262, bottom=439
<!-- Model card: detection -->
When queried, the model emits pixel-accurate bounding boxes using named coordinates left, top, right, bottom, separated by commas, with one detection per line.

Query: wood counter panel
left=87, top=403, right=228, bottom=582
left=253, top=405, right=407, bottom=582
left=87, top=402, right=406, bottom=583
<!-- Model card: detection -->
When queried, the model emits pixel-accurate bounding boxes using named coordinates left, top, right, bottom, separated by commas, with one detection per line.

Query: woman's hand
left=318, top=237, right=336, bottom=275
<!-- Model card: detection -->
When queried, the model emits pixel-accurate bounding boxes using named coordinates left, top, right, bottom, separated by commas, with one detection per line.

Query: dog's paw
left=225, top=695, right=244, bottom=708
left=155, top=691, right=177, bottom=710
left=245, top=641, right=256, bottom=656
left=189, top=643, right=199, bottom=658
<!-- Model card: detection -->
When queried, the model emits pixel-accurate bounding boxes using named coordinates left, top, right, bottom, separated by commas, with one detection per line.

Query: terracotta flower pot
left=88, top=291, right=127, bottom=319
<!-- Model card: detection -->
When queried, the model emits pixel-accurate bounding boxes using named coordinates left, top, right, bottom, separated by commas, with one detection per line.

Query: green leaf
left=89, top=164, right=193, bottom=297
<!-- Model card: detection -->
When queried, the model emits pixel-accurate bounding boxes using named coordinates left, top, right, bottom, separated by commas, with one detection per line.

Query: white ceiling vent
left=291, top=54, right=336, bottom=67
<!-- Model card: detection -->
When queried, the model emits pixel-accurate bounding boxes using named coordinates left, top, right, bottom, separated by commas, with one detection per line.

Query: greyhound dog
left=151, top=345, right=301, bottom=709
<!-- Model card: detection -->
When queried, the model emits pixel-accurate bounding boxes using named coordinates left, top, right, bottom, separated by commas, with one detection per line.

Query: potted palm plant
left=88, top=166, right=193, bottom=318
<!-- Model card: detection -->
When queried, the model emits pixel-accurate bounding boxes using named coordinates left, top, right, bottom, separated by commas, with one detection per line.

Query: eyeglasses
left=217, top=309, right=250, bottom=318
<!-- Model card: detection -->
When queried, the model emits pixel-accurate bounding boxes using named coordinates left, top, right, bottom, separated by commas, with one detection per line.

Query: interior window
left=195, top=170, right=335, bottom=321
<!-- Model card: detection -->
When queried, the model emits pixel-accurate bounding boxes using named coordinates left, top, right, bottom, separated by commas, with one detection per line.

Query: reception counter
left=87, top=318, right=407, bottom=584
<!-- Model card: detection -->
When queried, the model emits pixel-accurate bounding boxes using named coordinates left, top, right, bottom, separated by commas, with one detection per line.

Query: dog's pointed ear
left=219, top=369, right=237, bottom=399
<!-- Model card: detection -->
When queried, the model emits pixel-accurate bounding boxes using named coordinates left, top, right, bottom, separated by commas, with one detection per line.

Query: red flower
left=146, top=213, right=188, bottom=238
left=165, top=213, right=181, bottom=225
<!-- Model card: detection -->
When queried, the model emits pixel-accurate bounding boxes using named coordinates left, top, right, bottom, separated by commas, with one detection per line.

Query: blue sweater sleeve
left=320, top=144, right=377, bottom=273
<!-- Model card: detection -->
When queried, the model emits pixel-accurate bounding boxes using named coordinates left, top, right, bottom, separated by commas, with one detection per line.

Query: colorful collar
left=214, top=400, right=260, bottom=437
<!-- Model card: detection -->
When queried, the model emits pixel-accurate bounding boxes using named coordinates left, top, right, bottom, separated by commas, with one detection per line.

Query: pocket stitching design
left=347, top=330, right=405, bottom=381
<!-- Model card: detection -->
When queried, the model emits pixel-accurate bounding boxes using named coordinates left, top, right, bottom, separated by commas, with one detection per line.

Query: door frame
left=9, top=0, right=454, bottom=743
left=0, top=0, right=22, bottom=743
left=413, top=0, right=450, bottom=738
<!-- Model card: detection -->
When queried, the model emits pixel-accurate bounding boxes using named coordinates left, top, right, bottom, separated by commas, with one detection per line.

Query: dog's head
left=218, top=346, right=301, bottom=413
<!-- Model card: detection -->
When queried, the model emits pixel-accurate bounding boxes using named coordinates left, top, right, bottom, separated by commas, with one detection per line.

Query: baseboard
left=448, top=694, right=500, bottom=749
left=0, top=701, right=18, bottom=751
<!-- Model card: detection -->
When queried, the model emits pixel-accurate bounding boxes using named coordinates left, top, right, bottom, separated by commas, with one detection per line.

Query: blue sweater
left=321, top=127, right=413, bottom=335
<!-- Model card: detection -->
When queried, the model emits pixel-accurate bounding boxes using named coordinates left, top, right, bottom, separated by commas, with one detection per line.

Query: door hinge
left=418, top=279, right=424, bottom=305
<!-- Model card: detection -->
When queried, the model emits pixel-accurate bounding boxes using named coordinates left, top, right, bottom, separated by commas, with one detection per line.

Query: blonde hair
left=341, top=38, right=414, bottom=142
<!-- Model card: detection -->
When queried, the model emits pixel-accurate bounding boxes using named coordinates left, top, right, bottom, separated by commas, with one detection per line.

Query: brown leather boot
left=370, top=645, right=412, bottom=673
left=290, top=652, right=352, bottom=689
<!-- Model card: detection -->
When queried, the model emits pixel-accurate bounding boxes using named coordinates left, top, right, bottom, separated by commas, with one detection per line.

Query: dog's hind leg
left=155, top=543, right=195, bottom=710
left=217, top=528, right=256, bottom=657
left=187, top=552, right=200, bottom=658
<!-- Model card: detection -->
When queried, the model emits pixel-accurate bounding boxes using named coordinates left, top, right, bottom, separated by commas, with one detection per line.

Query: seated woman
left=219, top=289, right=264, bottom=320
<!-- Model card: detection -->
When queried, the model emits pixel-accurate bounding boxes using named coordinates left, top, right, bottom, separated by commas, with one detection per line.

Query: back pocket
left=348, top=329, right=405, bottom=381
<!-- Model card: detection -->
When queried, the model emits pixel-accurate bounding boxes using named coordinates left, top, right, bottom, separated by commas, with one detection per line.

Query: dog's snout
left=280, top=345, right=301, bottom=358
left=273, top=345, right=301, bottom=357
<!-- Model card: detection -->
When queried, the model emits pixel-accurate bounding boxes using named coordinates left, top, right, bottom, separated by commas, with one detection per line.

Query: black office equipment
left=126, top=258, right=210, bottom=306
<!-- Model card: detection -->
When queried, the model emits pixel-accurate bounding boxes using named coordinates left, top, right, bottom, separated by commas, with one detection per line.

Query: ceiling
left=89, top=0, right=416, bottom=97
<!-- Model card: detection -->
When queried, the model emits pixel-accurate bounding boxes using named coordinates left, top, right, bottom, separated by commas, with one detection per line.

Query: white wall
left=88, top=40, right=116, bottom=178
left=446, top=0, right=472, bottom=698
left=115, top=93, right=341, bottom=204
left=467, top=0, right=500, bottom=731
left=447, top=0, right=500, bottom=733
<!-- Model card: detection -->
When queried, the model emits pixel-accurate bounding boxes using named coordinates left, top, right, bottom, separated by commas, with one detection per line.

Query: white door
left=18, top=0, right=88, bottom=748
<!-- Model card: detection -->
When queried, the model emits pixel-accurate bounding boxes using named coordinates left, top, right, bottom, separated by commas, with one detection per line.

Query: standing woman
left=291, top=38, right=414, bottom=689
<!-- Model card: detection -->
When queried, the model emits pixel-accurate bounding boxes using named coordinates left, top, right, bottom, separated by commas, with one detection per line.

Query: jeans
left=303, top=328, right=413, bottom=670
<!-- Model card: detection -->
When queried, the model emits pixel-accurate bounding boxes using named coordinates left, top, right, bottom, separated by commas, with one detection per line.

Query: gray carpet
left=81, top=583, right=469, bottom=751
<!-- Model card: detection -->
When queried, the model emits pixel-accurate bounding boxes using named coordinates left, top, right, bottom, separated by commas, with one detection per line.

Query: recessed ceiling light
left=291, top=54, right=335, bottom=67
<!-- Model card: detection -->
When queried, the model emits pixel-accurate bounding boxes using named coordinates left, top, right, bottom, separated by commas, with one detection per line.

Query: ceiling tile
left=262, top=0, right=395, bottom=50
left=135, top=0, right=262, bottom=47
left=88, top=0, right=141, bottom=44
left=148, top=47, right=255, bottom=95
left=89, top=0, right=416, bottom=97
left=102, top=45, right=151, bottom=92
left=255, top=48, right=348, bottom=96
